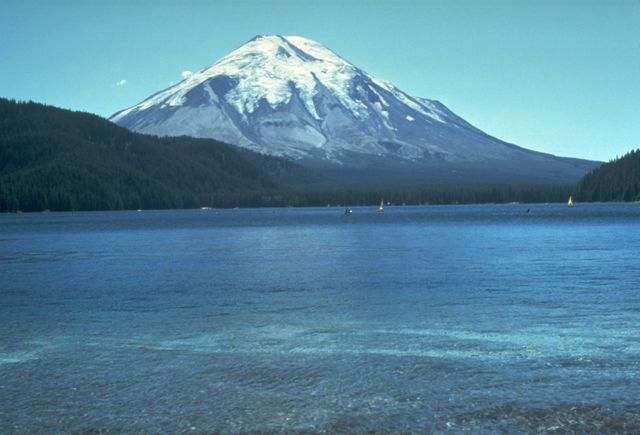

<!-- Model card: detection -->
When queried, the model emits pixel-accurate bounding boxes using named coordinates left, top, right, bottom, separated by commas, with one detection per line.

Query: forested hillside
left=575, top=149, right=639, bottom=202
left=0, top=98, right=594, bottom=212
left=0, top=98, right=316, bottom=212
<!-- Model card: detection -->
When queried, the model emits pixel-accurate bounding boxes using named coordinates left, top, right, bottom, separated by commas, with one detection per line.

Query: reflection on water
left=1, top=204, right=639, bottom=432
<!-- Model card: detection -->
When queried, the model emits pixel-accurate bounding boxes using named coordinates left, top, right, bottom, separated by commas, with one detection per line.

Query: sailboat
left=568, top=195, right=574, bottom=208
left=378, top=199, right=384, bottom=212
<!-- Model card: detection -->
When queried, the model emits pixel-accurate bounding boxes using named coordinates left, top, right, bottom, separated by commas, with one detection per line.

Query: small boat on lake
left=345, top=207, right=352, bottom=215
left=378, top=200, right=384, bottom=212
left=568, top=195, right=574, bottom=208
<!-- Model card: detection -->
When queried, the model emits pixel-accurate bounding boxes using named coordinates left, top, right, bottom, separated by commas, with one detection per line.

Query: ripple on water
left=451, top=404, right=640, bottom=433
left=1, top=205, right=639, bottom=432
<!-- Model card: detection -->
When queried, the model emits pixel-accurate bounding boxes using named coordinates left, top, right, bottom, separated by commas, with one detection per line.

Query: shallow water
left=1, top=203, right=639, bottom=432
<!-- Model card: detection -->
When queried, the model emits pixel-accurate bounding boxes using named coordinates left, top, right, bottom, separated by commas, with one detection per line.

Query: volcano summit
left=110, top=35, right=597, bottom=184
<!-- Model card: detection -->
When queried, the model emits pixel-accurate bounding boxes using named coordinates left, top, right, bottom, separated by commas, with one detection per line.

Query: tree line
left=574, top=149, right=640, bottom=202
left=0, top=98, right=310, bottom=212
left=3, top=97, right=636, bottom=212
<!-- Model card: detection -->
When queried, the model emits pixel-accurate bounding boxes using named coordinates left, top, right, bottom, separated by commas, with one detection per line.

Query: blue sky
left=1, top=0, right=638, bottom=162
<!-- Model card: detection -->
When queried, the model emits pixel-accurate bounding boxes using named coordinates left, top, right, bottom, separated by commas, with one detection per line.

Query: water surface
left=1, top=204, right=639, bottom=432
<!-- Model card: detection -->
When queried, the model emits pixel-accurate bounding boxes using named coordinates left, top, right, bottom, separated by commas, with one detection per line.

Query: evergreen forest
left=574, top=149, right=640, bottom=202
left=3, top=98, right=635, bottom=212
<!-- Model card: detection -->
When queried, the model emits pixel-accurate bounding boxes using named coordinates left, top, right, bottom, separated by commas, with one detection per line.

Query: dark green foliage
left=0, top=97, right=579, bottom=212
left=0, top=98, right=311, bottom=212
left=574, top=149, right=640, bottom=202
left=194, top=184, right=573, bottom=208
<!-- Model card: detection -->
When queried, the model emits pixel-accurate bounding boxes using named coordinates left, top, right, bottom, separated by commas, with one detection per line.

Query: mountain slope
left=0, top=98, right=317, bottom=212
left=575, top=149, right=639, bottom=201
left=110, top=35, right=598, bottom=184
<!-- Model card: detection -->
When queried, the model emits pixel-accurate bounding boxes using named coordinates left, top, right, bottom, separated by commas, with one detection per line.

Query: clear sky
left=1, top=0, right=638, bottom=162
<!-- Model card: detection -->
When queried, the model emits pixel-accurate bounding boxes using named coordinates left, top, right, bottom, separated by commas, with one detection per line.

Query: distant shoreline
left=3, top=200, right=637, bottom=215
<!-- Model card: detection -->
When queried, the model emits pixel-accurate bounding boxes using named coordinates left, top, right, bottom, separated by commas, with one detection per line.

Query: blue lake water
left=1, top=203, right=639, bottom=432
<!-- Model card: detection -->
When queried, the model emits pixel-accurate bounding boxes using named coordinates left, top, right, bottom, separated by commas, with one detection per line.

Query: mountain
left=110, top=35, right=598, bottom=184
left=0, top=98, right=318, bottom=212
left=574, top=149, right=640, bottom=202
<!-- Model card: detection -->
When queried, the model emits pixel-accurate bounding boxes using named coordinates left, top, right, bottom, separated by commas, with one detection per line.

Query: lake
left=1, top=203, right=639, bottom=432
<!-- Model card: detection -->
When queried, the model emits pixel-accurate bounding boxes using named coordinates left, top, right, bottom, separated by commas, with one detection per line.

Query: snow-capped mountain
left=110, top=35, right=597, bottom=183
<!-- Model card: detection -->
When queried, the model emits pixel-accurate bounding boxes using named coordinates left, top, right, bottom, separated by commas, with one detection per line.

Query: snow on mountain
left=111, top=36, right=460, bottom=158
left=110, top=35, right=597, bottom=182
